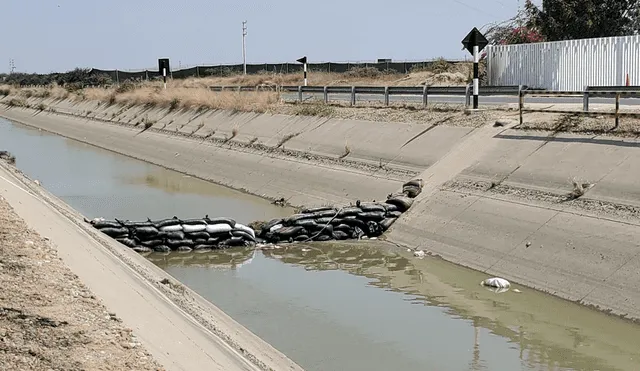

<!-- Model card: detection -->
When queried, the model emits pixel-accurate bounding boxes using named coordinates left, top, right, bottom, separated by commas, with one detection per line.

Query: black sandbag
left=333, top=230, right=350, bottom=240
left=338, top=207, right=362, bottom=217
left=314, top=234, right=334, bottom=242
left=403, top=179, right=424, bottom=189
left=116, top=238, right=137, bottom=248
left=220, top=236, right=250, bottom=247
left=359, top=203, right=386, bottom=213
left=193, top=245, right=215, bottom=251
left=93, top=220, right=122, bottom=229
left=339, top=217, right=368, bottom=230
left=100, top=227, right=130, bottom=237
left=309, top=223, right=334, bottom=234
left=205, top=217, right=236, bottom=227
left=294, top=235, right=310, bottom=242
left=294, top=219, right=319, bottom=228
left=301, top=206, right=335, bottom=214
left=119, top=220, right=154, bottom=228
left=158, top=231, right=185, bottom=240
left=177, top=246, right=192, bottom=252
left=385, top=195, right=414, bottom=212
left=133, top=246, right=152, bottom=253
left=284, top=214, right=315, bottom=226
left=141, top=239, right=165, bottom=248
left=329, top=218, right=345, bottom=225
left=311, top=209, right=339, bottom=218
left=386, top=211, right=403, bottom=218
left=357, top=211, right=386, bottom=221
left=132, top=226, right=160, bottom=238
left=383, top=203, right=399, bottom=212
left=180, top=218, right=207, bottom=226
left=231, top=230, right=256, bottom=242
left=166, top=239, right=194, bottom=248
left=153, top=217, right=181, bottom=228
left=185, top=231, right=211, bottom=240
left=314, top=217, right=335, bottom=225
left=366, top=221, right=383, bottom=237
left=206, top=238, right=220, bottom=245
left=403, top=185, right=422, bottom=198
left=379, top=218, right=397, bottom=231
left=261, top=218, right=283, bottom=234
left=194, top=239, right=209, bottom=245
left=153, top=245, right=171, bottom=253
left=263, top=232, right=279, bottom=243
left=352, top=226, right=366, bottom=239
left=334, top=224, right=353, bottom=232
left=276, top=226, right=307, bottom=238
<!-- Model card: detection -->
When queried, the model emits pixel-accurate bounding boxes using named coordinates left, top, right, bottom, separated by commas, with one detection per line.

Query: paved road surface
left=283, top=93, right=640, bottom=107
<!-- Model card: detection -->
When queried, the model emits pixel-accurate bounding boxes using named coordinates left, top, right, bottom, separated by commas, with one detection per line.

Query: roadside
left=0, top=187, right=163, bottom=370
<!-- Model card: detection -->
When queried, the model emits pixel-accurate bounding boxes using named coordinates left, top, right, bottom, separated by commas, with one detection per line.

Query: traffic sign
left=461, top=28, right=488, bottom=55
left=296, top=56, right=307, bottom=64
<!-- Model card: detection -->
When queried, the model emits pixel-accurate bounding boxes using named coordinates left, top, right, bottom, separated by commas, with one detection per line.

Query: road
left=282, top=92, right=640, bottom=107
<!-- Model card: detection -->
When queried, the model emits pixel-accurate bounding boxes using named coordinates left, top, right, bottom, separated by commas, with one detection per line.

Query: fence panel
left=488, top=35, right=640, bottom=91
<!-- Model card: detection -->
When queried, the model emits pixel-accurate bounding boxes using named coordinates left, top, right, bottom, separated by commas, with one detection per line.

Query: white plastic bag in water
left=481, top=277, right=511, bottom=289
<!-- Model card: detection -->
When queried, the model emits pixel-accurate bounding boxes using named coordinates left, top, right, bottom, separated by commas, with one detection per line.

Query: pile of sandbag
left=87, top=216, right=256, bottom=253
left=257, top=179, right=423, bottom=244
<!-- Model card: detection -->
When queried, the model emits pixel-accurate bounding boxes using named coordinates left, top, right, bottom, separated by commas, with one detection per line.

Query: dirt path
left=0, top=195, right=164, bottom=370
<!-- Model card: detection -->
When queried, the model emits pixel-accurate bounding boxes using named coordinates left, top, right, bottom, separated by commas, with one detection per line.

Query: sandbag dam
left=1, top=100, right=640, bottom=371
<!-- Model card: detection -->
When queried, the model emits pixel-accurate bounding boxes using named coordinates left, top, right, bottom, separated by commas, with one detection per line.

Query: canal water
left=2, top=117, right=639, bottom=371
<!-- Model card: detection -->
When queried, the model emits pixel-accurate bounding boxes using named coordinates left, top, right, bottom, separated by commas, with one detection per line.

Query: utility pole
left=242, top=21, right=247, bottom=75
left=9, top=59, right=15, bottom=74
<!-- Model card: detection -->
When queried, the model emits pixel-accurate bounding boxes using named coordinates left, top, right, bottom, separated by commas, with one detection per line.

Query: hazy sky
left=2, top=0, right=533, bottom=73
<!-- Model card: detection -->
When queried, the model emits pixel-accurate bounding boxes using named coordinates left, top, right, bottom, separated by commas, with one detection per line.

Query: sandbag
left=166, top=239, right=194, bottom=248
left=403, top=185, right=422, bottom=198
left=314, top=217, right=335, bottom=225
left=93, top=220, right=122, bottom=229
left=301, top=206, right=336, bottom=214
left=284, top=214, right=315, bottom=226
left=383, top=203, right=399, bottom=212
left=269, top=224, right=284, bottom=234
left=181, top=218, right=207, bottom=226
left=314, top=234, right=333, bottom=242
left=185, top=231, right=211, bottom=240
left=294, top=219, right=319, bottom=228
left=153, top=245, right=171, bottom=253
left=351, top=226, right=366, bottom=239
left=183, top=224, right=206, bottom=233
left=221, top=236, right=250, bottom=247
left=177, top=246, right=193, bottom=252
left=333, top=231, right=350, bottom=240
left=334, top=224, right=353, bottom=232
left=386, top=211, right=402, bottom=218
left=100, top=227, right=129, bottom=237
left=261, top=219, right=283, bottom=235
left=193, top=245, right=216, bottom=251
left=359, top=203, right=386, bottom=213
left=205, top=217, right=236, bottom=227
left=205, top=223, right=232, bottom=234
left=141, top=239, right=165, bottom=248
left=115, top=238, right=137, bottom=248
left=193, top=239, right=209, bottom=245
left=366, top=221, right=382, bottom=237
left=311, top=210, right=339, bottom=218
left=206, top=238, right=220, bottom=245
left=379, top=218, right=397, bottom=231
left=160, top=225, right=183, bottom=233
left=232, top=230, right=256, bottom=242
left=385, top=195, right=414, bottom=212
left=403, top=179, right=424, bottom=189
left=338, top=207, right=362, bottom=217
left=158, top=231, right=185, bottom=240
left=294, top=235, right=310, bottom=242
left=118, top=220, right=153, bottom=228
left=233, top=223, right=256, bottom=239
left=133, top=246, right=152, bottom=253
left=339, top=218, right=367, bottom=230
left=153, top=217, right=181, bottom=228
left=310, top=223, right=334, bottom=235
left=276, top=226, right=307, bottom=238
left=132, top=226, right=160, bottom=238
left=357, top=211, right=385, bottom=221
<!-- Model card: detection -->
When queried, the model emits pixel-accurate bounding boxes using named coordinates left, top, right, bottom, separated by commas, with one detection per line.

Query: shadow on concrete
left=494, top=133, right=640, bottom=148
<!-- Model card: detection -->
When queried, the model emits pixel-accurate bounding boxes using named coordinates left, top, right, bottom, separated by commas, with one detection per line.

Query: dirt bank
left=0, top=195, right=163, bottom=371
left=0, top=162, right=304, bottom=371
left=1, top=97, right=639, bottom=322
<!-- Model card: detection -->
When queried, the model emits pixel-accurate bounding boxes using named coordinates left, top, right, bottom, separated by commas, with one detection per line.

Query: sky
left=2, top=0, right=537, bottom=74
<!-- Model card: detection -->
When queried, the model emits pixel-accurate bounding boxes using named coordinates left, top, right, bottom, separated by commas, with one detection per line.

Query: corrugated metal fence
left=487, top=35, right=640, bottom=91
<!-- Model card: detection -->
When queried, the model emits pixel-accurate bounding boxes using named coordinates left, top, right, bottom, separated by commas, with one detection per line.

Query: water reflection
left=149, top=242, right=640, bottom=371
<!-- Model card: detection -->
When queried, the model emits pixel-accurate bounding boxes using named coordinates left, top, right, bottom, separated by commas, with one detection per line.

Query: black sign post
left=297, top=56, right=308, bottom=86
left=158, top=58, right=171, bottom=89
left=462, top=28, right=488, bottom=109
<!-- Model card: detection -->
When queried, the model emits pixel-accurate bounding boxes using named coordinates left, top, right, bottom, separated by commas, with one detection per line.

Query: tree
left=534, top=0, right=640, bottom=41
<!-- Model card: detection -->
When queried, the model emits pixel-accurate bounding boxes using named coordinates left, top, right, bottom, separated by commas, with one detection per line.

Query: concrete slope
left=0, top=164, right=304, bottom=371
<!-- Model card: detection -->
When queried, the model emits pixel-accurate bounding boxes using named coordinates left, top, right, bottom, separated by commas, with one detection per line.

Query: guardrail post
left=583, top=86, right=589, bottom=112
left=298, top=86, right=303, bottom=103
left=351, top=86, right=356, bottom=106
left=519, top=85, right=524, bottom=126
left=614, top=93, right=620, bottom=130
left=422, top=85, right=428, bottom=108
left=384, top=87, right=390, bottom=106
left=324, top=86, right=328, bottom=104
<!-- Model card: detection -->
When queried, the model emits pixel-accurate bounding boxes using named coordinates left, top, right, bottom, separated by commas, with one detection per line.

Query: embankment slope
left=1, top=97, right=639, bottom=320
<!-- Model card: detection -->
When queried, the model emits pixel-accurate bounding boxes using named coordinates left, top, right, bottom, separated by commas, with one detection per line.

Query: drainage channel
left=1, top=117, right=639, bottom=371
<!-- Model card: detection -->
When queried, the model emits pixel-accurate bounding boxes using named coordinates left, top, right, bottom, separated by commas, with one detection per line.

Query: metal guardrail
left=209, top=84, right=531, bottom=108
left=519, top=86, right=640, bottom=130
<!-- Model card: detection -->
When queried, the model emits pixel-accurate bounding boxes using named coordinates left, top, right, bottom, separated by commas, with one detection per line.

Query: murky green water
left=2, top=117, right=640, bottom=371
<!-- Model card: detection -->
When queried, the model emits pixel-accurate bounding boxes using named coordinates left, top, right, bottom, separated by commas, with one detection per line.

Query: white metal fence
left=487, top=35, right=640, bottom=91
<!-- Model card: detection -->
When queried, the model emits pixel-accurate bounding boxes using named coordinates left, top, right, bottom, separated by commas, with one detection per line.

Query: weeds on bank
left=291, top=102, right=335, bottom=117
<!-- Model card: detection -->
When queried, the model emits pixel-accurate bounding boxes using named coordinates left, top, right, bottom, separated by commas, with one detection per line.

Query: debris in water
left=414, top=250, right=426, bottom=258
left=513, top=289, right=522, bottom=293
left=526, top=241, right=532, bottom=247
left=481, top=277, right=511, bottom=289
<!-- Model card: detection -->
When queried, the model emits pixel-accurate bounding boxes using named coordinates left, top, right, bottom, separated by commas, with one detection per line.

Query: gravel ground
left=0, top=196, right=164, bottom=371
